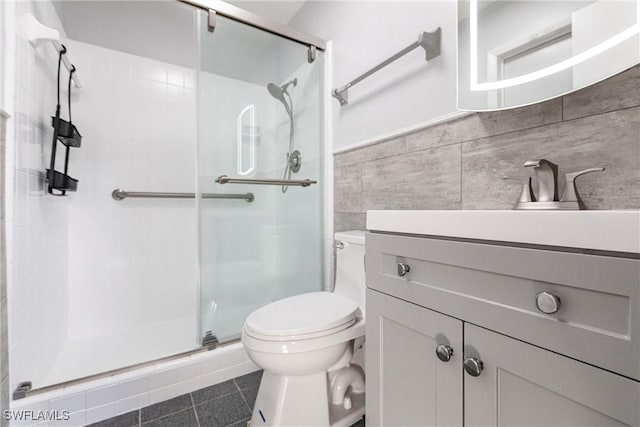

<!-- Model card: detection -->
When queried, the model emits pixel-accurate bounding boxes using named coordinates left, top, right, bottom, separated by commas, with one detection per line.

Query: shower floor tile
left=88, top=370, right=365, bottom=427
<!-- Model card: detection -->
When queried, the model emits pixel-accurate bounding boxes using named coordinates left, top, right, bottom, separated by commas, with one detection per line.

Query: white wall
left=7, top=0, right=71, bottom=394
left=290, top=0, right=458, bottom=150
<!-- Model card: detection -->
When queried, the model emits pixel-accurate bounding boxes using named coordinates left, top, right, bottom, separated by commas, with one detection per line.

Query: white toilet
left=241, top=230, right=366, bottom=427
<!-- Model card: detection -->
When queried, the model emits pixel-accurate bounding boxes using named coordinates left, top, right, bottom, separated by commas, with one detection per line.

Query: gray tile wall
left=334, top=66, right=640, bottom=231
left=0, top=114, right=8, bottom=423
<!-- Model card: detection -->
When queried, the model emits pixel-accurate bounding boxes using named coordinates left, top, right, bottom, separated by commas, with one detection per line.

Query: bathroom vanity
left=364, top=210, right=640, bottom=426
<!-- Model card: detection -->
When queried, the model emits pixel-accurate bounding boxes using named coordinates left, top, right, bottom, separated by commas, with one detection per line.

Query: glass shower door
left=197, top=12, right=325, bottom=344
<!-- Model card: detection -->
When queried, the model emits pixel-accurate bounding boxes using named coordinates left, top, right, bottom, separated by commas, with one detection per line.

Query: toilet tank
left=333, top=230, right=366, bottom=314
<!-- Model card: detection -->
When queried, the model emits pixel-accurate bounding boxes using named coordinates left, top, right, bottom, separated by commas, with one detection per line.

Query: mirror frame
left=458, top=0, right=640, bottom=111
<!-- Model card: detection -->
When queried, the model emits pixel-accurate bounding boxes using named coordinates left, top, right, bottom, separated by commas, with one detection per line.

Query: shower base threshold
left=10, top=341, right=258, bottom=427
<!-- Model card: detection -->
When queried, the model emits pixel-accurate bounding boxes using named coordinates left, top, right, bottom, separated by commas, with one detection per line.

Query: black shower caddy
left=47, top=45, right=81, bottom=196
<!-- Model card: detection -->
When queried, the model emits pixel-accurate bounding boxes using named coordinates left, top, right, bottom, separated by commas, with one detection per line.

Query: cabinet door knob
left=535, top=291, right=561, bottom=314
left=435, top=345, right=454, bottom=362
left=463, top=357, right=484, bottom=377
left=397, top=262, right=411, bottom=277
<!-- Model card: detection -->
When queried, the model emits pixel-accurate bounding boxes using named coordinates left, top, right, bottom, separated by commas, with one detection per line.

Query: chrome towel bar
left=112, top=189, right=255, bottom=202
left=332, top=28, right=441, bottom=105
left=215, top=175, right=317, bottom=187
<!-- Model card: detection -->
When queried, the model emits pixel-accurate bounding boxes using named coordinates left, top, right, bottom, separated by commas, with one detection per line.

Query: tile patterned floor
left=87, top=371, right=262, bottom=427
left=87, top=370, right=365, bottom=427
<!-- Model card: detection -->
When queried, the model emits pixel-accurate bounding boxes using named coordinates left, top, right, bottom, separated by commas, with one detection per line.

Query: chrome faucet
left=506, top=159, right=604, bottom=210
left=524, top=159, right=558, bottom=202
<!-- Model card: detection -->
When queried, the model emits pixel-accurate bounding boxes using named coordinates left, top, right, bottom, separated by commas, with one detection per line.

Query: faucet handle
left=564, top=168, right=605, bottom=182
left=560, top=168, right=605, bottom=202
left=502, top=176, right=535, bottom=203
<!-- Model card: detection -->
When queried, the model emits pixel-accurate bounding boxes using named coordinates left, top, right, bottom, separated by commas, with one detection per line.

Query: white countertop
left=366, top=210, right=640, bottom=254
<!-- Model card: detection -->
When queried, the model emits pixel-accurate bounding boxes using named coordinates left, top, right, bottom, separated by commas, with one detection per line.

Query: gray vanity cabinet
left=465, top=323, right=639, bottom=426
left=365, top=289, right=463, bottom=427
left=365, top=231, right=640, bottom=426
left=367, top=288, right=640, bottom=426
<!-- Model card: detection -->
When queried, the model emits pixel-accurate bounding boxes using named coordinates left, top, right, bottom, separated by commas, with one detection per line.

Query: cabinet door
left=464, top=324, right=640, bottom=426
left=366, top=289, right=463, bottom=427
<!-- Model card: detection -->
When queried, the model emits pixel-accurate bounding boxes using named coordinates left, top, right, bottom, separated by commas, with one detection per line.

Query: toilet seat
left=244, top=292, right=359, bottom=341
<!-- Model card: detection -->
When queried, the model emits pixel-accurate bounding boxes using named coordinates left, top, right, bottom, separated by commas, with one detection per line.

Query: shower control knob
left=463, top=357, right=484, bottom=377
left=397, top=262, right=411, bottom=277
left=436, top=345, right=454, bottom=362
left=535, top=291, right=561, bottom=314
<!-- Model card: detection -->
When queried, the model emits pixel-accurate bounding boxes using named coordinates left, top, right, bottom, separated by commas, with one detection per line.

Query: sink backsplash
left=334, top=66, right=640, bottom=231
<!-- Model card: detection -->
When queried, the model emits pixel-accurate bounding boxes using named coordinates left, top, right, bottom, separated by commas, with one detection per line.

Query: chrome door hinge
left=202, top=331, right=219, bottom=349
left=308, top=45, right=317, bottom=63
left=13, top=381, right=32, bottom=400
left=208, top=9, right=217, bottom=33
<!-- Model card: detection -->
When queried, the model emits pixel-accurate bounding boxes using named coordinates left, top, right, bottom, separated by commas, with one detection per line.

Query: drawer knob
left=463, top=357, right=484, bottom=377
left=397, top=262, right=411, bottom=277
left=535, top=291, right=561, bottom=314
left=436, top=345, right=454, bottom=362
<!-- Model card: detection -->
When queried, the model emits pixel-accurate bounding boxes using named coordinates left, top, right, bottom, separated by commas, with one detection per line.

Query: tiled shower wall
left=334, top=66, right=640, bottom=231
left=7, top=0, right=71, bottom=397
left=1, top=112, right=8, bottom=426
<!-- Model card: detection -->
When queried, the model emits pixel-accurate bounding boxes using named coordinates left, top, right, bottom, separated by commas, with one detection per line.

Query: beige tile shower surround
left=334, top=66, right=640, bottom=231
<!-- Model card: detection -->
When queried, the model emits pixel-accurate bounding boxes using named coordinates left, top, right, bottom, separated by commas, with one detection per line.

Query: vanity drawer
left=365, top=232, right=640, bottom=380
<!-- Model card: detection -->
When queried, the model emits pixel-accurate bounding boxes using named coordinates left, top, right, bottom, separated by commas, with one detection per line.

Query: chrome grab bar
left=215, top=175, right=317, bottom=187
left=112, top=189, right=254, bottom=202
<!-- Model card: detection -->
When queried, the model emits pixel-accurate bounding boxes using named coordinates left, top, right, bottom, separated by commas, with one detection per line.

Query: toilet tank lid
left=334, top=230, right=365, bottom=245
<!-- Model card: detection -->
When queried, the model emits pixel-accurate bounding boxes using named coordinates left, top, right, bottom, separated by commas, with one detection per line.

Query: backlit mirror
left=458, top=0, right=640, bottom=111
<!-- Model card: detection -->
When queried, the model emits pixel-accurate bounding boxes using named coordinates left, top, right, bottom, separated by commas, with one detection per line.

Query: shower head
left=267, top=78, right=297, bottom=116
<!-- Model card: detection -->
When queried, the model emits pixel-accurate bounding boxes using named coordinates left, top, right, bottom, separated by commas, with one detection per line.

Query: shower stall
left=9, top=0, right=325, bottom=394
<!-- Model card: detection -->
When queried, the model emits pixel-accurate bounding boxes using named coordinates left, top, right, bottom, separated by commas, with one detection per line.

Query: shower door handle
left=215, top=175, right=317, bottom=187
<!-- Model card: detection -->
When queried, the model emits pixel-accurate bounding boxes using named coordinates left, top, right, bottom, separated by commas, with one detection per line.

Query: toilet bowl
left=241, top=230, right=366, bottom=427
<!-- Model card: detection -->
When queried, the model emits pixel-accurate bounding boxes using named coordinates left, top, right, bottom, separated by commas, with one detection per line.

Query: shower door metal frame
left=178, top=0, right=327, bottom=51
